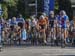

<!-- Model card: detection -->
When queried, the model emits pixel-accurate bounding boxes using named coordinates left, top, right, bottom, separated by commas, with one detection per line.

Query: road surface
left=0, top=46, right=75, bottom=56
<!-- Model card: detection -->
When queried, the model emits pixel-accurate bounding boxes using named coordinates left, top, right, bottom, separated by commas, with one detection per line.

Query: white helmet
left=40, top=15, right=45, bottom=19
left=60, top=10, right=66, bottom=16
left=42, top=13, right=46, bottom=17
left=50, top=11, right=54, bottom=15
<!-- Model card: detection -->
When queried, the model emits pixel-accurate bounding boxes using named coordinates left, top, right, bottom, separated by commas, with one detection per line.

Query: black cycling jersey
left=49, top=17, right=55, bottom=28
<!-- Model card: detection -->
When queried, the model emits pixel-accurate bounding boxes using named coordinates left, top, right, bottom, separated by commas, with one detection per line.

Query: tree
left=3, top=0, right=18, bottom=7
left=1, top=0, right=8, bottom=19
left=1, top=0, right=18, bottom=19
left=2, top=4, right=8, bottom=19
left=6, top=0, right=18, bottom=18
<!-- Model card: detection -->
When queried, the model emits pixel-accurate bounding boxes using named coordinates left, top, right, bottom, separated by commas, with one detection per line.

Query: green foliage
left=1, top=3, right=8, bottom=19
left=55, top=1, right=59, bottom=11
left=55, top=0, right=59, bottom=14
left=0, top=0, right=73, bottom=20
left=1, top=0, right=19, bottom=19
left=3, top=0, right=18, bottom=7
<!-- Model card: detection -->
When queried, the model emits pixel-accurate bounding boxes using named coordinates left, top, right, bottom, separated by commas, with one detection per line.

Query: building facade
left=25, top=0, right=75, bottom=17
left=71, top=0, right=75, bottom=16
left=25, top=0, right=55, bottom=16
left=24, top=0, right=44, bottom=16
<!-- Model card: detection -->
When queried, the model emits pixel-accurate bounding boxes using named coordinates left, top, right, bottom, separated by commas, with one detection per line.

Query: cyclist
left=0, top=19, right=2, bottom=51
left=38, top=15, right=47, bottom=44
left=42, top=13, right=49, bottom=39
left=70, top=17, right=75, bottom=46
left=16, top=14, right=25, bottom=29
left=9, top=17, right=17, bottom=31
left=57, top=10, right=69, bottom=46
left=49, top=11, right=57, bottom=45
left=30, top=16, right=38, bottom=45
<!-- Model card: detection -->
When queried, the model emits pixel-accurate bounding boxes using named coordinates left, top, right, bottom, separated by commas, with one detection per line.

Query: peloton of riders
left=1, top=10, right=75, bottom=46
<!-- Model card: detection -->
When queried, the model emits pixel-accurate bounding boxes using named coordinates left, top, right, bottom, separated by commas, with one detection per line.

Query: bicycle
left=31, top=26, right=38, bottom=45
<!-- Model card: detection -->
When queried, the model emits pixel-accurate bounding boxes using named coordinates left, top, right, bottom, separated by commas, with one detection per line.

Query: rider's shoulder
left=64, top=15, right=69, bottom=19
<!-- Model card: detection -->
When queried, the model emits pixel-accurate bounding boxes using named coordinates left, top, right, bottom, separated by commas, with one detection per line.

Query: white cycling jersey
left=31, top=19, right=37, bottom=27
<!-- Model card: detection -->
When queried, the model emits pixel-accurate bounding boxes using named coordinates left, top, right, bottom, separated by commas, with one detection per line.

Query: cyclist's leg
left=43, top=31, right=46, bottom=44
left=57, top=26, right=64, bottom=47
left=51, top=28, right=54, bottom=45
left=59, top=27, right=63, bottom=46
left=57, top=24, right=62, bottom=40
left=0, top=32, right=2, bottom=51
left=2, top=31, right=5, bottom=45
left=64, top=28, right=68, bottom=45
left=53, top=26, right=58, bottom=46
left=40, top=25, right=47, bottom=44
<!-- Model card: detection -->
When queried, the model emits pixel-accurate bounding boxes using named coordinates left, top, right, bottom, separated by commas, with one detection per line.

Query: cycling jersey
left=16, top=18, right=25, bottom=23
left=9, top=19, right=17, bottom=30
left=38, top=18, right=47, bottom=30
left=31, top=19, right=37, bottom=27
left=16, top=18, right=25, bottom=28
left=45, top=16, right=48, bottom=24
left=39, top=18, right=47, bottom=26
left=49, top=17, right=56, bottom=28
left=57, top=15, right=69, bottom=28
left=25, top=21, right=29, bottom=29
left=10, top=20, right=17, bottom=26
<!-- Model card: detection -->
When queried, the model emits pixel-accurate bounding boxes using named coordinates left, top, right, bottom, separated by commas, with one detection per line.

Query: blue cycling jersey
left=16, top=18, right=25, bottom=23
left=57, top=15, right=69, bottom=28
left=10, top=20, right=17, bottom=26
left=8, top=19, right=17, bottom=26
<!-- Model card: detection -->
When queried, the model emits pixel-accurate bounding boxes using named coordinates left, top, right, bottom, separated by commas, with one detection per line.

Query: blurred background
left=0, top=0, right=74, bottom=20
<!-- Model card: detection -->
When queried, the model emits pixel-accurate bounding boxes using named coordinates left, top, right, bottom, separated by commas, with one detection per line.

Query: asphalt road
left=0, top=46, right=75, bottom=56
